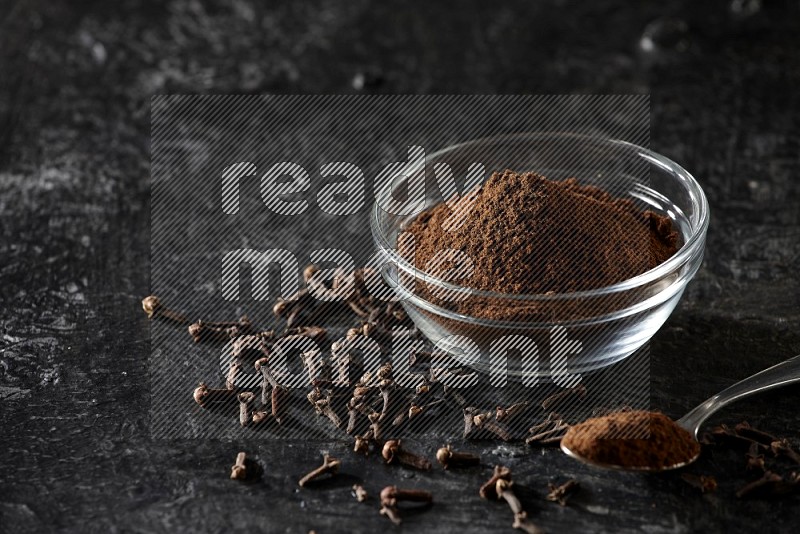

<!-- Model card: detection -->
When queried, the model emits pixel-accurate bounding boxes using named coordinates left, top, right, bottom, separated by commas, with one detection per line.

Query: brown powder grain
left=560, top=410, right=700, bottom=470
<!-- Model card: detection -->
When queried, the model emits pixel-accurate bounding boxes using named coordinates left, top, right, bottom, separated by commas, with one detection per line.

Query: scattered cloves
left=298, top=454, right=341, bottom=487
left=735, top=421, right=780, bottom=446
left=436, top=445, right=480, bottom=469
left=189, top=316, right=253, bottom=343
left=382, top=439, right=432, bottom=470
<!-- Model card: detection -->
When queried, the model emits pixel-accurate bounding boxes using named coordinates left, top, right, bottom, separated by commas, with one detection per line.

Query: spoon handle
left=677, top=354, right=800, bottom=438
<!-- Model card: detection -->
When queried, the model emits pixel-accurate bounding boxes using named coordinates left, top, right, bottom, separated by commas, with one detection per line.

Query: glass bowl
left=370, top=133, right=709, bottom=378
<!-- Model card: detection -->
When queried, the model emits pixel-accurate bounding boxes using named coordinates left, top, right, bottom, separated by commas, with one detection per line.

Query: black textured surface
left=2, top=0, right=800, bottom=532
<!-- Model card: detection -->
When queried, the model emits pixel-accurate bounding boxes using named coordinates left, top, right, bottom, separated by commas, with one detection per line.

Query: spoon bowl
left=561, top=353, right=800, bottom=472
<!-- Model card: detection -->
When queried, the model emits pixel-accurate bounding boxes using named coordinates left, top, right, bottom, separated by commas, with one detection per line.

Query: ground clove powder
left=561, top=410, right=700, bottom=470
left=406, top=170, right=679, bottom=295
left=401, top=170, right=680, bottom=322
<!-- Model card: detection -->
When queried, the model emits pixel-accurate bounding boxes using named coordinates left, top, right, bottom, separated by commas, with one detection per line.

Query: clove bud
left=298, top=454, right=341, bottom=487
left=352, top=484, right=368, bottom=502
left=193, top=383, right=236, bottom=407
left=435, top=445, right=480, bottom=469
left=237, top=392, right=256, bottom=427
left=230, top=452, right=248, bottom=480
left=379, top=486, right=433, bottom=525
left=141, top=295, right=189, bottom=324
left=382, top=440, right=431, bottom=470
left=771, top=439, right=800, bottom=465
left=481, top=466, right=543, bottom=534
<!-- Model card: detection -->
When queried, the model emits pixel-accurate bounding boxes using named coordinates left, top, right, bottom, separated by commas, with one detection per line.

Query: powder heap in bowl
left=405, top=170, right=679, bottom=295
left=560, top=410, right=700, bottom=470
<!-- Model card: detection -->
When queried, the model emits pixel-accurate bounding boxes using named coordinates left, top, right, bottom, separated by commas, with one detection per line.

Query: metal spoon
left=561, top=353, right=800, bottom=471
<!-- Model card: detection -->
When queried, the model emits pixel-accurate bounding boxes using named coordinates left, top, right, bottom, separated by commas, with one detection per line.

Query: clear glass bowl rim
left=370, top=132, right=710, bottom=303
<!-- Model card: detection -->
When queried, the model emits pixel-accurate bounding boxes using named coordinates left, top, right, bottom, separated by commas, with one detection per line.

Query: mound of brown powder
left=404, top=170, right=679, bottom=296
left=560, top=410, right=700, bottom=470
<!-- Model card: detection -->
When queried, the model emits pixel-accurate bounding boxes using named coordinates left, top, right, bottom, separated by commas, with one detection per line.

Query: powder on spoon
left=560, top=410, right=700, bottom=470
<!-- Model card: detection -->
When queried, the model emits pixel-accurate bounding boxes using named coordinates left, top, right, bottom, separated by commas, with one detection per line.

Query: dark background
left=1, top=0, right=799, bottom=532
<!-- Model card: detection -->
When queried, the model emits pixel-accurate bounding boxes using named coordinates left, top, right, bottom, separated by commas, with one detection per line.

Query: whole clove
left=378, top=378, right=402, bottom=425
left=252, top=409, right=271, bottom=425
left=379, top=486, right=433, bottom=525
left=736, top=471, right=799, bottom=499
left=436, top=445, right=480, bottom=469
left=301, top=348, right=330, bottom=385
left=382, top=439, right=432, bottom=470
left=353, top=430, right=372, bottom=456
left=286, top=325, right=329, bottom=346
left=480, top=466, right=542, bottom=534
left=746, top=442, right=765, bottom=472
left=254, top=357, right=279, bottom=389
left=193, top=383, right=237, bottom=407
left=709, top=424, right=769, bottom=451
left=189, top=316, right=253, bottom=343
left=271, top=385, right=289, bottom=425
left=141, top=295, right=189, bottom=324
left=352, top=484, right=369, bottom=502
left=230, top=451, right=248, bottom=480
left=512, top=511, right=544, bottom=534
left=771, top=439, right=800, bottom=465
left=255, top=357, right=288, bottom=424
left=479, top=465, right=512, bottom=499
left=346, top=371, right=381, bottom=435
left=680, top=473, right=718, bottom=494
left=308, top=387, right=342, bottom=429
left=734, top=421, right=780, bottom=446
left=368, top=411, right=384, bottom=441
left=346, top=398, right=366, bottom=435
left=298, top=454, right=341, bottom=487
left=495, top=401, right=530, bottom=424
left=546, top=479, right=581, bottom=505
left=403, top=399, right=446, bottom=425
left=225, top=360, right=242, bottom=391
